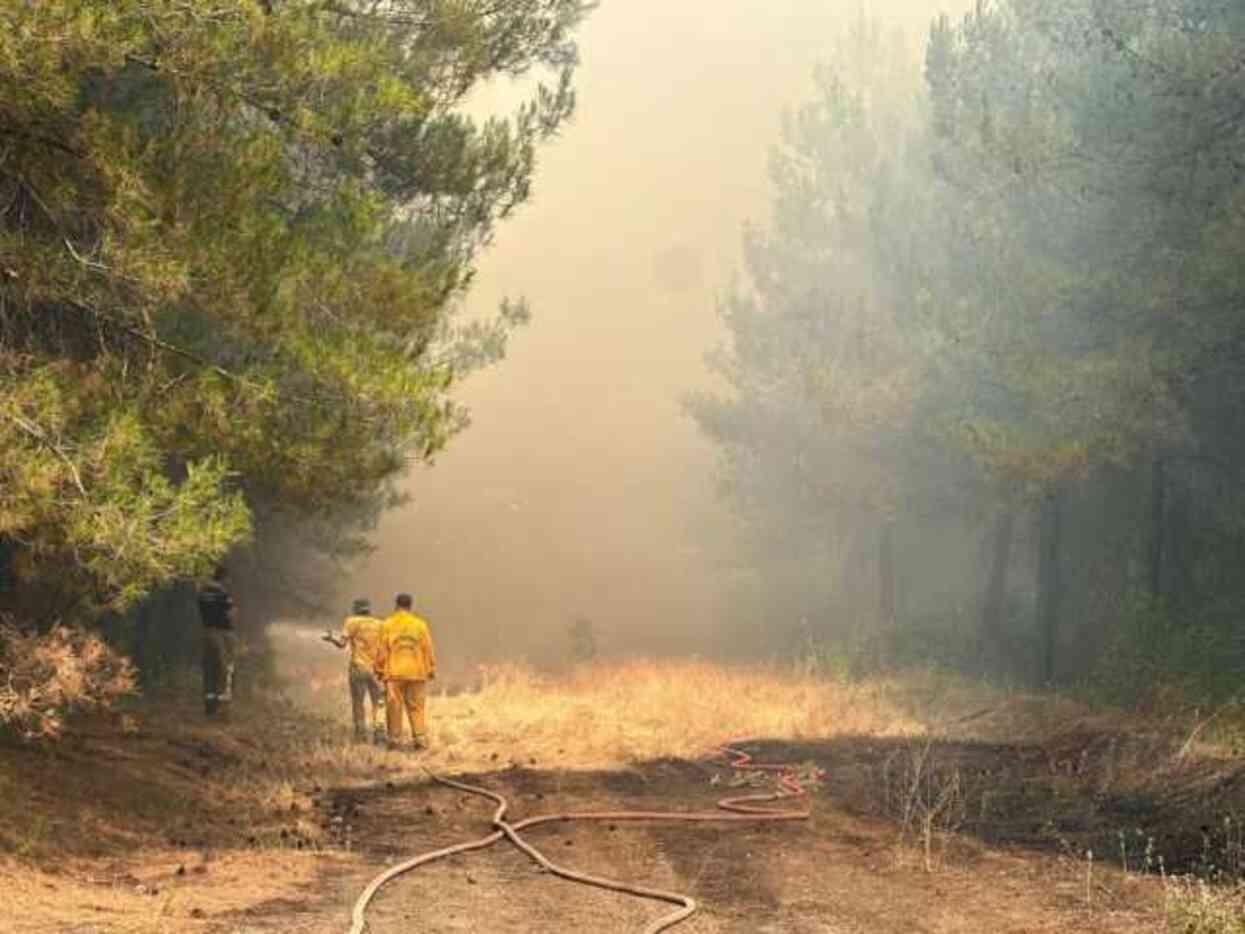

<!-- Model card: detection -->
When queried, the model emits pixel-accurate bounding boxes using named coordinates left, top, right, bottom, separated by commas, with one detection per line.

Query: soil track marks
left=314, top=738, right=1169, bottom=934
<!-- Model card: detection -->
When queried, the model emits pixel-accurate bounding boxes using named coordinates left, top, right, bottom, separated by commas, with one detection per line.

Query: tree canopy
left=0, top=0, right=590, bottom=616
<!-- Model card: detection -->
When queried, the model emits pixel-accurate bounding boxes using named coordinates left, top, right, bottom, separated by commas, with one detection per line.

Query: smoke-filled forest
left=2, top=2, right=1245, bottom=933
left=693, top=0, right=1245, bottom=704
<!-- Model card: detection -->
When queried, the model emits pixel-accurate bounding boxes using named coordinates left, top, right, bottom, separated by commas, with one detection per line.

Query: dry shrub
left=1166, top=877, right=1245, bottom=934
left=882, top=737, right=967, bottom=872
left=0, top=620, right=135, bottom=739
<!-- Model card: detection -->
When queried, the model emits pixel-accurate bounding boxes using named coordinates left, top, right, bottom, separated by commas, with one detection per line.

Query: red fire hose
left=348, top=744, right=821, bottom=934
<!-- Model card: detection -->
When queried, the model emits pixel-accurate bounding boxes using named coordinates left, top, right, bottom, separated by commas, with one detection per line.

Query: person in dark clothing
left=197, top=565, right=237, bottom=716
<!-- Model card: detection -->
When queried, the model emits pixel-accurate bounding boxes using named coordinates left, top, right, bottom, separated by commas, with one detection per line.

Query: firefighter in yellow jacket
left=323, top=598, right=385, bottom=744
left=373, top=593, right=437, bottom=750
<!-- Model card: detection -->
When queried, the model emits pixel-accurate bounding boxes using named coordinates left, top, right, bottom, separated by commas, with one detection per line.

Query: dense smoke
left=344, top=1, right=969, bottom=670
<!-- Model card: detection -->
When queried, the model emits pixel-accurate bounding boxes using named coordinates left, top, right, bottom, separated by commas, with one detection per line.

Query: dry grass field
left=0, top=636, right=1241, bottom=933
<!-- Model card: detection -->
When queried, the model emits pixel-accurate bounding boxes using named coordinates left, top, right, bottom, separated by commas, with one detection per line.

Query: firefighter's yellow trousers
left=384, top=679, right=427, bottom=747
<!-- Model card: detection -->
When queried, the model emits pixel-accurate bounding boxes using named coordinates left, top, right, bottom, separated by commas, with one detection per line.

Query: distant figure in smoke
left=197, top=565, right=237, bottom=717
left=568, top=616, right=597, bottom=663
left=323, top=598, right=385, bottom=744
left=374, top=593, right=437, bottom=751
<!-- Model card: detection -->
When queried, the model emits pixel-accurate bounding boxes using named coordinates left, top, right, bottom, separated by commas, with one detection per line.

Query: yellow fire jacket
left=341, top=614, right=382, bottom=672
left=374, top=609, right=436, bottom=682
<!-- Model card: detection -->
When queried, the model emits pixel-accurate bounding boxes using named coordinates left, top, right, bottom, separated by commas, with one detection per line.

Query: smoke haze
left=348, top=1, right=968, bottom=668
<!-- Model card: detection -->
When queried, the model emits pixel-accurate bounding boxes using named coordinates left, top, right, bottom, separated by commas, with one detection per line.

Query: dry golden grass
left=275, top=655, right=1016, bottom=792
left=1165, top=877, right=1245, bottom=933
left=0, top=850, right=348, bottom=934
left=436, top=659, right=932, bottom=760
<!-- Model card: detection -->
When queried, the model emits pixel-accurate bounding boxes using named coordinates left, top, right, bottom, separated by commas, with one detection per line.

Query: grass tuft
left=1167, top=877, right=1245, bottom=933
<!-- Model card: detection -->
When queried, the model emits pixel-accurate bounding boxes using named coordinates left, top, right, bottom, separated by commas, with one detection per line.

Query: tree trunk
left=134, top=599, right=154, bottom=689
left=1149, top=457, right=1165, bottom=602
left=877, top=520, right=896, bottom=669
left=1166, top=472, right=1195, bottom=619
left=1036, top=491, right=1063, bottom=686
left=979, top=508, right=1015, bottom=674
left=0, top=537, right=12, bottom=601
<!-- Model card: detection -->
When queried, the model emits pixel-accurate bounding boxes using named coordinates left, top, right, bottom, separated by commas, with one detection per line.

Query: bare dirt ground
left=312, top=749, right=1166, bottom=934
left=2, top=651, right=1239, bottom=933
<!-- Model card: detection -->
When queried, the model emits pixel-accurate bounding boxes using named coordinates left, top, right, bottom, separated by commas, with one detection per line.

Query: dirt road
left=218, top=743, right=1166, bottom=934
left=5, top=662, right=1213, bottom=933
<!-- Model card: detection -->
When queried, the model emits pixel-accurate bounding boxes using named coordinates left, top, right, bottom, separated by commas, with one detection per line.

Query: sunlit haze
left=350, top=0, right=969, bottom=665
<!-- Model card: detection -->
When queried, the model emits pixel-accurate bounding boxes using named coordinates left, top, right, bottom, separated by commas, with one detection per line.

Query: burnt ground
left=215, top=733, right=1218, bottom=934
left=792, top=732, right=1245, bottom=878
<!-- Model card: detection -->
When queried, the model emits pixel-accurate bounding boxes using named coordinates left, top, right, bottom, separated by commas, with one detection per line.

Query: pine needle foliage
left=0, top=0, right=589, bottom=614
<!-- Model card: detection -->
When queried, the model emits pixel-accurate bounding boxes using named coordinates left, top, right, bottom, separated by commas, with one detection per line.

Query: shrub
left=1166, top=877, right=1245, bottom=934
left=1089, top=596, right=1237, bottom=710
left=0, top=620, right=136, bottom=739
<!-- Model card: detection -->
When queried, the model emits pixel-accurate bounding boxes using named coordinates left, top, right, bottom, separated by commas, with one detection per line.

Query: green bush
left=1089, top=596, right=1239, bottom=710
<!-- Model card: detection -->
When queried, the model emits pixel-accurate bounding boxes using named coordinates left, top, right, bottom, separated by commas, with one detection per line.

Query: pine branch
left=2, top=410, right=88, bottom=496
left=0, top=124, right=84, bottom=160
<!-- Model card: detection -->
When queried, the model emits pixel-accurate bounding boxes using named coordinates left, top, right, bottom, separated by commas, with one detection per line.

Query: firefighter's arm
left=324, top=618, right=350, bottom=649
left=426, top=630, right=437, bottom=680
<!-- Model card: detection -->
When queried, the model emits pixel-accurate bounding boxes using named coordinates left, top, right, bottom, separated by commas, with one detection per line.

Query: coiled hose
left=348, top=744, right=819, bottom=934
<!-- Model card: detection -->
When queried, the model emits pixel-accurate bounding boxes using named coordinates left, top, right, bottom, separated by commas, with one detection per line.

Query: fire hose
left=348, top=745, right=821, bottom=934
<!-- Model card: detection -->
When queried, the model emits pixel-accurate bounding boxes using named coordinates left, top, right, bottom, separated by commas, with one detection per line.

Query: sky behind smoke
left=352, top=0, right=967, bottom=668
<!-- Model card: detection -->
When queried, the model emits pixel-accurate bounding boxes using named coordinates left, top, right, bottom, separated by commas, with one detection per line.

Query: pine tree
left=0, top=1, right=590, bottom=618
left=688, top=18, right=967, bottom=660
